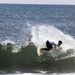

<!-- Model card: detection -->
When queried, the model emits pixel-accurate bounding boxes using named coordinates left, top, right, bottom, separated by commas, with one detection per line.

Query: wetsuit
left=42, top=40, right=58, bottom=51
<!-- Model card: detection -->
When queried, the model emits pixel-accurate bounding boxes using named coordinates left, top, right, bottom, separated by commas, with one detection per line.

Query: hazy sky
left=0, top=0, right=75, bottom=5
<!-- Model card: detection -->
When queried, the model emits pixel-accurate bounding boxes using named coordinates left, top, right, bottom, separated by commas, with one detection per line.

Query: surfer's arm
left=53, top=44, right=56, bottom=50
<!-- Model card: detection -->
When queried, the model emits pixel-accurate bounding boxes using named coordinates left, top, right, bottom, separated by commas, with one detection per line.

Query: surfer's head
left=58, top=40, right=62, bottom=45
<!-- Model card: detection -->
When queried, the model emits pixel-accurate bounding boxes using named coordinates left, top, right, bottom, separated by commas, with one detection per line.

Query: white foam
left=1, top=39, right=15, bottom=44
left=31, top=25, right=75, bottom=52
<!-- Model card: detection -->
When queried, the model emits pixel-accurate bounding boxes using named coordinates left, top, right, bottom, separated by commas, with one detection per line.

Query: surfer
left=28, top=37, right=31, bottom=42
left=40, top=40, right=62, bottom=53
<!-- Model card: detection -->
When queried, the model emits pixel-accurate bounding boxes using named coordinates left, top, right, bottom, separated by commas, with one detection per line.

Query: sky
left=0, top=0, right=75, bottom=5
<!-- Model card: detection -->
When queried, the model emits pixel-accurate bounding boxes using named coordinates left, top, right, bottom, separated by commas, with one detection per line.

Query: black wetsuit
left=42, top=40, right=53, bottom=51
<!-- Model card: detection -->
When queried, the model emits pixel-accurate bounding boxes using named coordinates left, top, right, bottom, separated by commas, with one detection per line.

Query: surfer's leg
left=42, top=48, right=50, bottom=51
left=46, top=40, right=53, bottom=49
left=40, top=48, right=49, bottom=53
left=46, top=40, right=51, bottom=48
left=41, top=40, right=52, bottom=51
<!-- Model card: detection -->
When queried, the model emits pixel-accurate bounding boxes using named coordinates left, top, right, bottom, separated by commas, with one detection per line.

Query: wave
left=0, top=42, right=75, bottom=66
left=0, top=25, right=75, bottom=72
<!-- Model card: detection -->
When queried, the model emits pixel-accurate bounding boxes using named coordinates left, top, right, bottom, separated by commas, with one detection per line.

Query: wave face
left=0, top=42, right=75, bottom=73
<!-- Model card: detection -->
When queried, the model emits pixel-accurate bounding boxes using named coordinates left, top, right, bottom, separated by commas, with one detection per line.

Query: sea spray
left=31, top=25, right=75, bottom=51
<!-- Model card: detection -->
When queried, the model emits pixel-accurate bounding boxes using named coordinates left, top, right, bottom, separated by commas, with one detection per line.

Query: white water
left=1, top=24, right=75, bottom=59
left=1, top=39, right=15, bottom=44
left=31, top=24, right=75, bottom=52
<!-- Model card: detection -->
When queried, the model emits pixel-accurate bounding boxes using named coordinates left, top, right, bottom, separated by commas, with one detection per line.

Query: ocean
left=0, top=4, right=75, bottom=75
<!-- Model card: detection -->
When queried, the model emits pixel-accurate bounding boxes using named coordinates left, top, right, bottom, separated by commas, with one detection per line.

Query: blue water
left=0, top=4, right=75, bottom=75
left=0, top=4, right=75, bottom=43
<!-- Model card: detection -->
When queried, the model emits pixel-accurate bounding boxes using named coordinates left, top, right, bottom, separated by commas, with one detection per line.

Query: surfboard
left=37, top=46, right=43, bottom=56
left=37, top=46, right=62, bottom=56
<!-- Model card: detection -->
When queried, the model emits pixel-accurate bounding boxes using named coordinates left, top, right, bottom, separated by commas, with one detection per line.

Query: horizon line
left=0, top=3, right=75, bottom=6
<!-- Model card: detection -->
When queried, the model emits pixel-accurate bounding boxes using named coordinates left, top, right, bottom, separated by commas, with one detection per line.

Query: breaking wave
left=0, top=25, right=75, bottom=72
